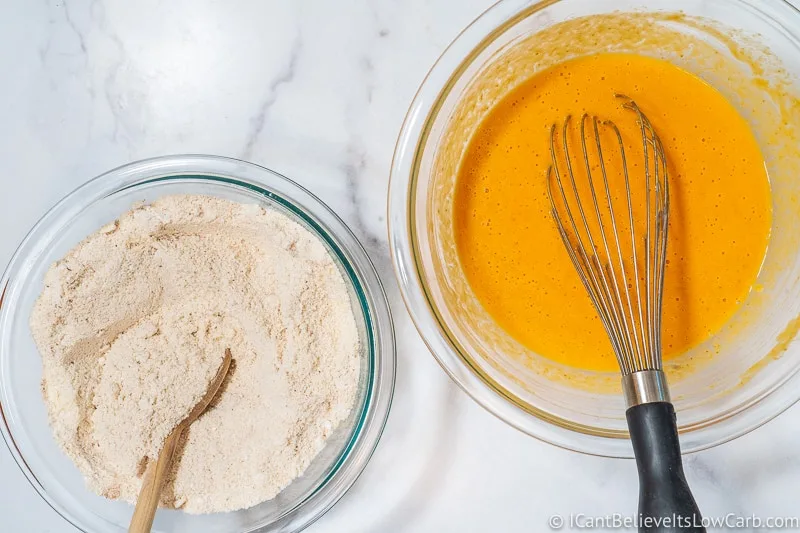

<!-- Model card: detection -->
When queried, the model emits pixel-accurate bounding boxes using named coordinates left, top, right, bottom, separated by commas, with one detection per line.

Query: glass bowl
left=0, top=155, right=396, bottom=532
left=389, top=0, right=800, bottom=457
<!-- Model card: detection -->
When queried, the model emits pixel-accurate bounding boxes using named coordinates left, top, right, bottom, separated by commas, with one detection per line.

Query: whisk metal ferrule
left=622, top=369, right=670, bottom=407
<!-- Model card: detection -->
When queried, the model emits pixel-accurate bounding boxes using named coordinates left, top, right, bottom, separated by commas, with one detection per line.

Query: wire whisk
left=546, top=95, right=705, bottom=533
left=547, top=95, right=668, bottom=378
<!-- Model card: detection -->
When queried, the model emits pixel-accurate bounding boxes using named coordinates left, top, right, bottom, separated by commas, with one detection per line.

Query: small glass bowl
left=0, top=155, right=396, bottom=533
left=389, top=0, right=800, bottom=457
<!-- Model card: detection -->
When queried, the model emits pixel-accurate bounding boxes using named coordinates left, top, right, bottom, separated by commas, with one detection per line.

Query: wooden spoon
left=128, top=348, right=233, bottom=533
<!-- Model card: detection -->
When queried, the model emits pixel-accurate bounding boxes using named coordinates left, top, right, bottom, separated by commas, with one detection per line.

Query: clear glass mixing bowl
left=0, top=155, right=396, bottom=532
left=389, top=0, right=800, bottom=457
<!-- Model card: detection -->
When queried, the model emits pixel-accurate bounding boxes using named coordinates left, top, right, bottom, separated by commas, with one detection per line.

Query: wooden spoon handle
left=127, top=351, right=231, bottom=533
left=128, top=427, right=184, bottom=533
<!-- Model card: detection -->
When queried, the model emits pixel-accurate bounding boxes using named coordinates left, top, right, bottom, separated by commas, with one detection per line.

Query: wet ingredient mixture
left=454, top=53, right=772, bottom=373
left=30, top=195, right=360, bottom=513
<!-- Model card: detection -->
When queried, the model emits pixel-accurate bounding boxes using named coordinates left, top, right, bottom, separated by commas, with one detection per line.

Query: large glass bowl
left=0, top=155, right=396, bottom=532
left=389, top=0, right=800, bottom=457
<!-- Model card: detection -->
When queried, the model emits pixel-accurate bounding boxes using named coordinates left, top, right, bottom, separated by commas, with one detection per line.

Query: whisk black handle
left=626, top=402, right=705, bottom=533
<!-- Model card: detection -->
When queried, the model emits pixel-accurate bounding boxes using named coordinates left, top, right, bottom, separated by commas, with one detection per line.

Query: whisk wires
left=547, top=96, right=669, bottom=375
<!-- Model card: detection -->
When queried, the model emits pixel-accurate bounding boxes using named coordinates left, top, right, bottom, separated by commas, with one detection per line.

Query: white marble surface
left=3, top=1, right=800, bottom=532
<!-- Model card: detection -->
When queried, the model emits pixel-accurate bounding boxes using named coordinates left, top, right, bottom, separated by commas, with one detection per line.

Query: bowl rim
left=0, top=154, right=397, bottom=533
left=387, top=0, right=800, bottom=458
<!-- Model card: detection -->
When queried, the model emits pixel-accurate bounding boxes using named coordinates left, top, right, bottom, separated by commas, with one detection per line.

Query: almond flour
left=30, top=195, right=360, bottom=513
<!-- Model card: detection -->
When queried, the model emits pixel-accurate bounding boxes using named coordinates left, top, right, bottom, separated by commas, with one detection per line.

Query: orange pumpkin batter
left=454, top=53, right=772, bottom=373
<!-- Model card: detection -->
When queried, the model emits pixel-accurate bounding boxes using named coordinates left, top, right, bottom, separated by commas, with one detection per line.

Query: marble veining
left=2, top=1, right=800, bottom=532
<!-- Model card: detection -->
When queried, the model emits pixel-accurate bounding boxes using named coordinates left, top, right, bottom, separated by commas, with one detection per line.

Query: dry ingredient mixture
left=30, top=195, right=361, bottom=514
